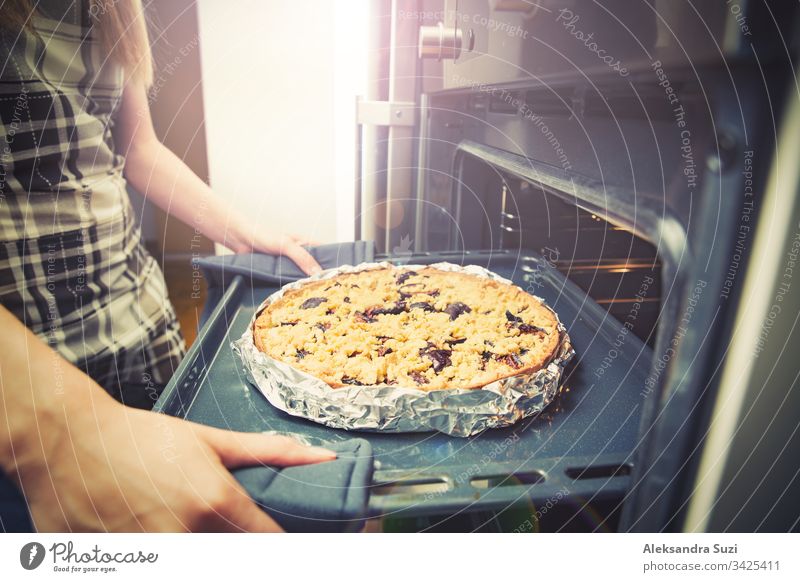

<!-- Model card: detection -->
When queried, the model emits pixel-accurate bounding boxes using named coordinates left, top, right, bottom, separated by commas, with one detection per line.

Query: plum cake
left=253, top=266, right=563, bottom=391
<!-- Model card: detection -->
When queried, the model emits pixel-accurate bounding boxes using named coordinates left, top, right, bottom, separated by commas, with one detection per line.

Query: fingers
left=250, top=232, right=321, bottom=273
left=198, top=427, right=336, bottom=469
left=283, top=240, right=322, bottom=275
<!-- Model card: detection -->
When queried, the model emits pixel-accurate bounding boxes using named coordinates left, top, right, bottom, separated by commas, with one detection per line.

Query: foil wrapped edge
left=232, top=261, right=575, bottom=437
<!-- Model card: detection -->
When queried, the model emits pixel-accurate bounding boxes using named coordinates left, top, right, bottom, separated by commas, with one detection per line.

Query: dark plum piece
left=446, top=337, right=467, bottom=346
left=280, top=321, right=298, bottom=327
left=377, top=346, right=393, bottom=357
left=419, top=346, right=452, bottom=373
left=295, top=348, right=310, bottom=359
left=325, top=308, right=335, bottom=315
left=409, top=301, right=436, bottom=312
left=371, top=301, right=407, bottom=316
left=505, top=309, right=548, bottom=334
left=341, top=375, right=365, bottom=386
left=518, top=323, right=548, bottom=335
left=444, top=302, right=472, bottom=321
left=428, top=349, right=452, bottom=372
left=300, top=297, right=327, bottom=309
left=506, top=310, right=523, bottom=323
left=425, top=289, right=440, bottom=297
left=358, top=302, right=407, bottom=322
left=343, top=296, right=351, bottom=303
left=497, top=353, right=523, bottom=369
left=409, top=371, right=429, bottom=385
left=398, top=291, right=412, bottom=300
left=354, top=311, right=376, bottom=323
left=315, top=322, right=331, bottom=331
left=396, top=270, right=418, bottom=285
left=376, top=335, right=393, bottom=341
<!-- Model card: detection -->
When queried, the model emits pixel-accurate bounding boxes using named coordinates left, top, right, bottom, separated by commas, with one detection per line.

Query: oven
left=352, top=0, right=800, bottom=530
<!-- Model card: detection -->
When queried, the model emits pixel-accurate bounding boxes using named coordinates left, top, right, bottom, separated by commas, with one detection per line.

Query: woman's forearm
left=0, top=306, right=113, bottom=479
left=123, top=139, right=251, bottom=251
left=123, top=139, right=321, bottom=273
left=114, top=81, right=321, bottom=274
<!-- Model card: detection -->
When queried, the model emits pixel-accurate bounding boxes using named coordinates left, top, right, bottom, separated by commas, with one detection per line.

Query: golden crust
left=253, top=266, right=562, bottom=391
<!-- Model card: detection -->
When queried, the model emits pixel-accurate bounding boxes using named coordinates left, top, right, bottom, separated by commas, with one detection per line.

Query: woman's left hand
left=231, top=229, right=322, bottom=276
left=116, top=82, right=324, bottom=277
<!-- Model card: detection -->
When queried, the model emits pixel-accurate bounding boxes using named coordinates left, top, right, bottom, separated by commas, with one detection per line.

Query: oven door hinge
left=356, top=99, right=416, bottom=127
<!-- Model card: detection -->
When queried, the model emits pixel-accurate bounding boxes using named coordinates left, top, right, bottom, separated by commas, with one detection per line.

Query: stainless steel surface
left=356, top=99, right=416, bottom=127
left=683, top=69, right=800, bottom=533
left=358, top=1, right=386, bottom=245
left=413, top=93, right=429, bottom=252
left=385, top=0, right=419, bottom=252
left=418, top=22, right=463, bottom=60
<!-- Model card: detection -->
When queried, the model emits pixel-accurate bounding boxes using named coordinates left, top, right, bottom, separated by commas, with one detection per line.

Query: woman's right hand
left=0, top=304, right=335, bottom=532
left=16, top=401, right=335, bottom=532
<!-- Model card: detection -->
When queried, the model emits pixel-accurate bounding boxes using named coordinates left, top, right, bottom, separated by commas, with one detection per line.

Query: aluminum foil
left=233, top=262, right=574, bottom=437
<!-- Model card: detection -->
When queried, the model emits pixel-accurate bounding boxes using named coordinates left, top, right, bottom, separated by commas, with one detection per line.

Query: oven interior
left=438, top=156, right=662, bottom=348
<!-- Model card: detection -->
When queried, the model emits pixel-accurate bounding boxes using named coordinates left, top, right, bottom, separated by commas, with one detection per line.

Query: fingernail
left=309, top=446, right=337, bottom=459
left=310, top=266, right=323, bottom=275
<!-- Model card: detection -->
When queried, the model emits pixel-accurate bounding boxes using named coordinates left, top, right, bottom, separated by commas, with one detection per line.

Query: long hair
left=1, top=0, right=154, bottom=86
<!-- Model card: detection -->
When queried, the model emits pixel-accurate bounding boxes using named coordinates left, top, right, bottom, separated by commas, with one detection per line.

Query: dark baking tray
left=155, top=250, right=652, bottom=518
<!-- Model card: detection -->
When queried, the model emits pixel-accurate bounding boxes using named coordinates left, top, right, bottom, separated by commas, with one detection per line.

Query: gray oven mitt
left=232, top=438, right=374, bottom=533
left=195, top=241, right=376, bottom=325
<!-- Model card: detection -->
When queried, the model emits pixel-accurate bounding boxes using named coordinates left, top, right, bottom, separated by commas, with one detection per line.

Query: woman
left=0, top=0, right=333, bottom=532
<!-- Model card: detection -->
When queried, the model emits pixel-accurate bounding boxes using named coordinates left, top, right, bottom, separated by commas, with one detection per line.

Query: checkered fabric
left=0, top=2, right=185, bottom=408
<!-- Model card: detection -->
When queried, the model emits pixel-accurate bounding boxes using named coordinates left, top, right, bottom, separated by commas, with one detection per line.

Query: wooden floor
left=162, top=259, right=207, bottom=347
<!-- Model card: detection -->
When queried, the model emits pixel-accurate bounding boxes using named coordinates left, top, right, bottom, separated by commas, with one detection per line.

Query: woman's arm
left=0, top=305, right=335, bottom=531
left=114, top=81, right=321, bottom=275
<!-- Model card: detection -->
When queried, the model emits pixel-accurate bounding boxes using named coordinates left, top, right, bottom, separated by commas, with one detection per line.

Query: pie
left=253, top=266, right=563, bottom=391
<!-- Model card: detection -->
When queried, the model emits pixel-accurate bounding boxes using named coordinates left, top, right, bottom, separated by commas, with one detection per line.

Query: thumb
left=284, top=241, right=322, bottom=275
left=197, top=427, right=336, bottom=468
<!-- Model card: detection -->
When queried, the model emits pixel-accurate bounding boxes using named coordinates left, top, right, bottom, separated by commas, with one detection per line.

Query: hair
left=1, top=0, right=154, bottom=86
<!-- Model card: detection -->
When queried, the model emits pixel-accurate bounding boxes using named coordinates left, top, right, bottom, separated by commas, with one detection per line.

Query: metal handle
left=418, top=22, right=463, bottom=61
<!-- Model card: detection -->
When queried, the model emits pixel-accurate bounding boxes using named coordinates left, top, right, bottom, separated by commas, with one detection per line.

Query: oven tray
left=155, top=250, right=652, bottom=518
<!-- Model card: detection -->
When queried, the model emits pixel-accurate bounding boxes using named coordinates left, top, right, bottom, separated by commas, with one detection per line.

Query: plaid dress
left=0, top=2, right=185, bottom=409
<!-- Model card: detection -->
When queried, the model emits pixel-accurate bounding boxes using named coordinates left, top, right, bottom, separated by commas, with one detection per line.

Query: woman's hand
left=115, top=82, right=323, bottom=277
left=0, top=306, right=335, bottom=532
left=229, top=228, right=322, bottom=276
left=19, top=402, right=335, bottom=532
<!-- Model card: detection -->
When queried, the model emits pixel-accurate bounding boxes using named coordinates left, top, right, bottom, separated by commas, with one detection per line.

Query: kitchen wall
left=132, top=0, right=214, bottom=259
left=196, top=0, right=368, bottom=247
